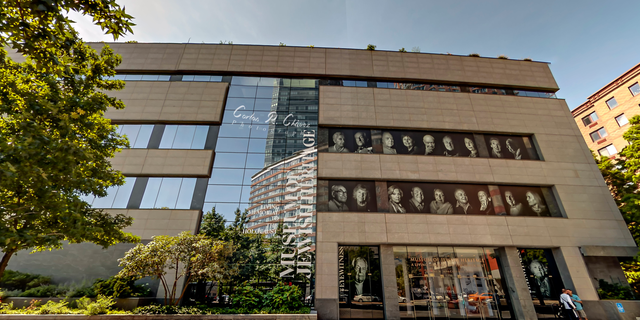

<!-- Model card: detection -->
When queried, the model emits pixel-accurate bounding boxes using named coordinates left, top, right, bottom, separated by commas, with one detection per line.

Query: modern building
left=571, top=63, right=640, bottom=158
left=6, top=44, right=639, bottom=320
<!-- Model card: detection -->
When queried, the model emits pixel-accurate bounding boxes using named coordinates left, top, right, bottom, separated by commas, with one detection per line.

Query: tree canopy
left=0, top=0, right=137, bottom=279
left=594, top=115, right=640, bottom=295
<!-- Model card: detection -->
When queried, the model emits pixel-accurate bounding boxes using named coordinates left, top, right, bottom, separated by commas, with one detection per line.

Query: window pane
left=112, top=177, right=137, bottom=208
left=182, top=75, right=195, bottom=81
left=210, top=76, right=223, bottom=82
left=92, top=185, right=119, bottom=208
left=629, top=83, right=640, bottom=96
left=228, top=86, right=257, bottom=98
left=231, top=77, right=259, bottom=86
left=582, top=116, right=592, bottom=126
left=191, top=126, right=209, bottom=149
left=124, top=74, right=143, bottom=81
left=141, top=75, right=159, bottom=81
left=140, top=178, right=162, bottom=208
left=159, top=125, right=178, bottom=148
left=616, top=114, right=629, bottom=126
left=606, top=144, right=618, bottom=156
left=599, top=127, right=608, bottom=138
left=79, top=193, right=95, bottom=205
left=155, top=178, right=182, bottom=209
left=213, top=153, right=247, bottom=168
left=193, top=75, right=211, bottom=82
left=606, top=97, right=618, bottom=109
left=133, top=125, right=154, bottom=148
left=157, top=75, right=171, bottom=81
left=120, top=125, right=141, bottom=147
left=172, top=125, right=196, bottom=149
left=176, top=178, right=197, bottom=209
left=205, top=185, right=242, bottom=202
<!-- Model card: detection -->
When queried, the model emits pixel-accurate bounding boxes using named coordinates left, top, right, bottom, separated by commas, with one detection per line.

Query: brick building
left=571, top=63, right=640, bottom=157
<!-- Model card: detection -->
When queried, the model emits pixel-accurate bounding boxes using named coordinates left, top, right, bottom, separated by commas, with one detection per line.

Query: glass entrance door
left=394, top=246, right=513, bottom=320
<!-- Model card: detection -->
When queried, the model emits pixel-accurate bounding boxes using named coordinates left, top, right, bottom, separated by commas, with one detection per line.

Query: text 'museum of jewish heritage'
left=6, top=43, right=638, bottom=320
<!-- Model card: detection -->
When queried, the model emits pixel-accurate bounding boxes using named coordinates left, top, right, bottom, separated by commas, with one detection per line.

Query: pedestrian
left=569, top=289, right=588, bottom=320
left=560, top=289, right=578, bottom=320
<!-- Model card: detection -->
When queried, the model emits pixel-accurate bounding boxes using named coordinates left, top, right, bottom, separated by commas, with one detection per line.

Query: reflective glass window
left=140, top=178, right=162, bottom=208
left=112, top=177, right=137, bottom=208
left=154, top=178, right=182, bottom=208
left=589, top=127, right=607, bottom=141
left=606, top=97, right=618, bottom=109
left=123, top=74, right=143, bottom=81
left=581, top=111, right=598, bottom=126
left=172, top=125, right=196, bottom=149
left=629, top=82, right=640, bottom=96
left=176, top=178, right=197, bottom=209
left=159, top=125, right=178, bottom=149
left=231, top=77, right=260, bottom=86
left=615, top=114, right=629, bottom=127
left=88, top=177, right=136, bottom=208
left=598, top=144, right=618, bottom=157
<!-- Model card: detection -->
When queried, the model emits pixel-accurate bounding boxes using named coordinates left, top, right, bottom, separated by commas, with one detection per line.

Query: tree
left=594, top=115, right=640, bottom=295
left=0, top=0, right=137, bottom=280
left=199, top=207, right=226, bottom=241
left=117, top=231, right=232, bottom=305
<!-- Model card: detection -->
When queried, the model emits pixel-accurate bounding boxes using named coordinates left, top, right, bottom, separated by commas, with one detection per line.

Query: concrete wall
left=314, top=86, right=635, bottom=317
left=92, top=43, right=558, bottom=91
left=6, top=242, right=138, bottom=285
left=111, top=149, right=214, bottom=177
left=105, top=81, right=228, bottom=123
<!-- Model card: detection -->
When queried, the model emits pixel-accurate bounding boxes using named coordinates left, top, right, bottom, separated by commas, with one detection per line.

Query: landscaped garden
left=0, top=209, right=313, bottom=315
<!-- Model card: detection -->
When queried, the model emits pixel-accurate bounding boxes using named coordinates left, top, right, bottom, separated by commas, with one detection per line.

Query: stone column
left=380, top=245, right=400, bottom=320
left=316, top=241, right=339, bottom=320
left=552, top=246, right=599, bottom=300
left=497, top=247, right=537, bottom=320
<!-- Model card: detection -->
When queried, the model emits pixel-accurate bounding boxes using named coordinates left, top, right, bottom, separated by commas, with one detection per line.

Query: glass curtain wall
left=205, top=76, right=319, bottom=236
left=394, top=246, right=513, bottom=320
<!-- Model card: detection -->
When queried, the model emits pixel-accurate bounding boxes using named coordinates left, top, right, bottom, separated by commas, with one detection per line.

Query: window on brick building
left=582, top=111, right=598, bottom=126
left=630, top=82, right=640, bottom=97
left=616, top=114, right=629, bottom=127
left=598, top=144, right=618, bottom=157
left=590, top=127, right=607, bottom=142
left=606, top=97, right=618, bottom=109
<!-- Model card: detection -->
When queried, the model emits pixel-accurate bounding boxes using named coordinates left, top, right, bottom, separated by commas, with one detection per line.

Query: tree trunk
left=0, top=250, right=16, bottom=280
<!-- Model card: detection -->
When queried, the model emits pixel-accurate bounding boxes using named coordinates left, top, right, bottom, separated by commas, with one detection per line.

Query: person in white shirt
left=560, top=289, right=578, bottom=320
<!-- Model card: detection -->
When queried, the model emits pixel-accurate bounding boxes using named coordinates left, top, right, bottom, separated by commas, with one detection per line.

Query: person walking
left=560, top=289, right=578, bottom=320
left=569, top=289, right=588, bottom=320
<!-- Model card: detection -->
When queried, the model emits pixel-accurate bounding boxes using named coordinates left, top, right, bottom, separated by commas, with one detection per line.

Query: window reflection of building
left=246, top=148, right=317, bottom=244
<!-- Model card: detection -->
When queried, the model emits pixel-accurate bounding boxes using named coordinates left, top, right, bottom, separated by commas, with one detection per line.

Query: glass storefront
left=394, top=246, right=513, bottom=320
left=339, top=246, right=384, bottom=319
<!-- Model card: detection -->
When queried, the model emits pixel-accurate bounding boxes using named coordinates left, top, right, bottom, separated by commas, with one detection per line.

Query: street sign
left=616, top=303, right=625, bottom=313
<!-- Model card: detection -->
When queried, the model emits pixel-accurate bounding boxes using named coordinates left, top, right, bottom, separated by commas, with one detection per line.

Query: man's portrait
left=529, top=260, right=552, bottom=299
left=354, top=131, right=373, bottom=154
left=407, top=186, right=426, bottom=213
left=443, top=135, right=459, bottom=157
left=328, top=184, right=349, bottom=212
left=351, top=257, right=369, bottom=296
left=454, top=188, right=473, bottom=214
left=328, top=131, right=350, bottom=153
left=423, top=134, right=436, bottom=155
left=506, top=138, right=522, bottom=160
left=430, top=188, right=453, bottom=214
left=504, top=190, right=523, bottom=215
left=382, top=132, right=397, bottom=154
left=478, top=190, right=493, bottom=215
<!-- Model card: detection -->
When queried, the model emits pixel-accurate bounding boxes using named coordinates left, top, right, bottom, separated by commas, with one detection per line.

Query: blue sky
left=73, top=0, right=640, bottom=109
